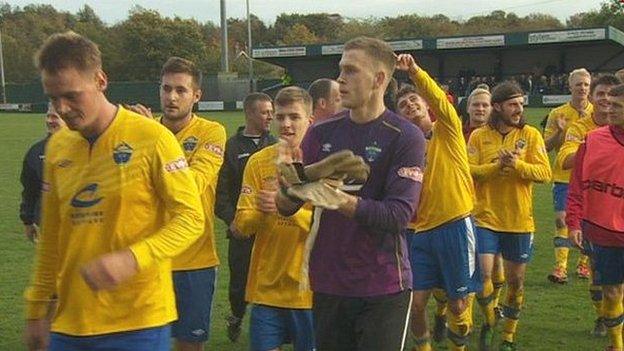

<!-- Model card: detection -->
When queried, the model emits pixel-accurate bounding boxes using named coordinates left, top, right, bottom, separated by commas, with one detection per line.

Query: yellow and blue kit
left=168, top=115, right=226, bottom=271
left=468, top=124, right=552, bottom=233
left=554, top=115, right=599, bottom=172
left=24, top=106, right=205, bottom=336
left=544, top=102, right=593, bottom=183
left=234, top=144, right=313, bottom=309
left=408, top=70, right=474, bottom=232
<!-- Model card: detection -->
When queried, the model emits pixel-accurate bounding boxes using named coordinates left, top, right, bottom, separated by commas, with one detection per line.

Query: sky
left=7, top=0, right=607, bottom=25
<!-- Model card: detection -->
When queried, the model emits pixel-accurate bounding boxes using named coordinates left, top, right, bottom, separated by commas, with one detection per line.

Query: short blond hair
left=344, top=37, right=396, bottom=77
left=467, top=88, right=491, bottom=105
left=35, top=31, right=102, bottom=73
left=568, top=68, right=591, bottom=85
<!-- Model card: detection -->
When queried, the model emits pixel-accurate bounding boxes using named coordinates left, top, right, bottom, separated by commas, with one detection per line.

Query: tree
left=282, top=23, right=319, bottom=45
left=567, top=0, right=624, bottom=31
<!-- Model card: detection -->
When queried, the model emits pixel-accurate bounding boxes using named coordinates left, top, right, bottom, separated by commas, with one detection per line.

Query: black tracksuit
left=215, top=126, right=276, bottom=319
left=19, top=135, right=49, bottom=226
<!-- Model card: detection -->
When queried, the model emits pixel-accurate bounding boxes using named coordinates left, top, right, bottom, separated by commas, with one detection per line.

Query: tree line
left=1, top=0, right=622, bottom=83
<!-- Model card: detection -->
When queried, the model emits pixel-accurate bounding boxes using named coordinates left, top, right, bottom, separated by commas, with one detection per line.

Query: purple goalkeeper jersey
left=301, top=109, right=426, bottom=297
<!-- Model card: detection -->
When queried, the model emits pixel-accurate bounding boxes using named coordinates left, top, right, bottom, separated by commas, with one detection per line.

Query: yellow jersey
left=170, top=115, right=226, bottom=270
left=468, top=124, right=552, bottom=233
left=555, top=115, right=599, bottom=172
left=24, top=106, right=205, bottom=335
left=234, top=145, right=313, bottom=309
left=544, top=101, right=593, bottom=183
left=408, top=69, right=474, bottom=231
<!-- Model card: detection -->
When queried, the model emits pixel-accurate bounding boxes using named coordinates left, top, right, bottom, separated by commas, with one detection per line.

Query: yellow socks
left=502, top=285, right=524, bottom=343
left=603, top=295, right=624, bottom=350
left=447, top=305, right=471, bottom=351
left=478, top=278, right=496, bottom=327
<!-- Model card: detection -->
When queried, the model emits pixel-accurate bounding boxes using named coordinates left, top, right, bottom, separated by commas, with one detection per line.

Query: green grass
left=0, top=108, right=607, bottom=350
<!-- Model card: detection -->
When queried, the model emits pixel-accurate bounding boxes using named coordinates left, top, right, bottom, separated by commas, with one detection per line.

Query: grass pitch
left=0, top=109, right=607, bottom=350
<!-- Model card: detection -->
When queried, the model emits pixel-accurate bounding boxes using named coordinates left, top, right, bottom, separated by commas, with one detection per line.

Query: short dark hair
left=384, top=77, right=399, bottom=112
left=243, top=92, right=272, bottom=113
left=608, top=84, right=624, bottom=97
left=35, top=31, right=101, bottom=73
left=275, top=86, right=313, bottom=116
left=590, top=74, right=621, bottom=95
left=396, top=84, right=418, bottom=102
left=308, top=79, right=335, bottom=110
left=161, top=57, right=202, bottom=89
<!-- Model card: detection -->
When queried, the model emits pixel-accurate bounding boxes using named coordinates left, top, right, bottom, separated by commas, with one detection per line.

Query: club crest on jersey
left=113, top=142, right=133, bottom=165
left=183, top=136, right=199, bottom=152
left=365, top=142, right=382, bottom=162
left=398, top=166, right=423, bottom=182
left=322, top=143, right=332, bottom=152
left=515, top=139, right=527, bottom=150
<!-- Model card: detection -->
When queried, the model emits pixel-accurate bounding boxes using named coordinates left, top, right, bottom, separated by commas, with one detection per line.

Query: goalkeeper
left=276, top=36, right=426, bottom=351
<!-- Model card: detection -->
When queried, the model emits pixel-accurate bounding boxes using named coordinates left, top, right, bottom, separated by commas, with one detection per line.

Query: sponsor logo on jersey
left=582, top=179, right=624, bottom=199
left=365, top=142, right=382, bottom=162
left=322, top=143, right=332, bottom=152
left=182, top=136, right=199, bottom=152
left=113, top=142, right=133, bottom=165
left=70, top=183, right=104, bottom=208
left=565, top=133, right=582, bottom=142
left=164, top=157, right=189, bottom=173
left=205, top=143, right=224, bottom=157
left=397, top=166, right=423, bottom=182
left=57, top=159, right=72, bottom=168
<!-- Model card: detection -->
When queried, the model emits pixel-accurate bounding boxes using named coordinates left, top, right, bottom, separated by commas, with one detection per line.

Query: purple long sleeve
left=300, top=110, right=426, bottom=297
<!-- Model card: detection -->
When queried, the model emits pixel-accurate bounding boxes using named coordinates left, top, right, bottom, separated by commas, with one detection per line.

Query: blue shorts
left=407, top=217, right=481, bottom=299
left=588, top=243, right=624, bottom=286
left=476, top=227, right=533, bottom=263
left=49, top=325, right=170, bottom=351
left=552, top=182, right=569, bottom=212
left=250, top=304, right=315, bottom=351
left=172, top=267, right=217, bottom=342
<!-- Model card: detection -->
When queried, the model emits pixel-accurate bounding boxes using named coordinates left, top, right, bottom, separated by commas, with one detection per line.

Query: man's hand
left=24, top=224, right=38, bottom=243
left=80, top=249, right=139, bottom=291
left=125, top=103, right=153, bottom=119
left=395, top=54, right=420, bottom=75
left=256, top=189, right=278, bottom=214
left=228, top=222, right=245, bottom=239
left=24, top=319, right=50, bottom=351
left=569, top=229, right=583, bottom=249
left=499, top=149, right=519, bottom=169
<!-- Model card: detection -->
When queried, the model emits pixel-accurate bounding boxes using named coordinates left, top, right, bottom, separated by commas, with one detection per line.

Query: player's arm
left=215, top=141, right=236, bottom=225
left=400, top=54, right=463, bottom=136
left=24, top=151, right=60, bottom=321
left=191, top=123, right=226, bottom=193
left=566, top=143, right=587, bottom=248
left=128, top=130, right=205, bottom=271
left=556, top=125, right=584, bottom=170
left=543, top=111, right=565, bottom=152
left=350, top=127, right=426, bottom=234
left=513, top=131, right=552, bottom=182
left=233, top=156, right=273, bottom=237
left=468, top=132, right=499, bottom=180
